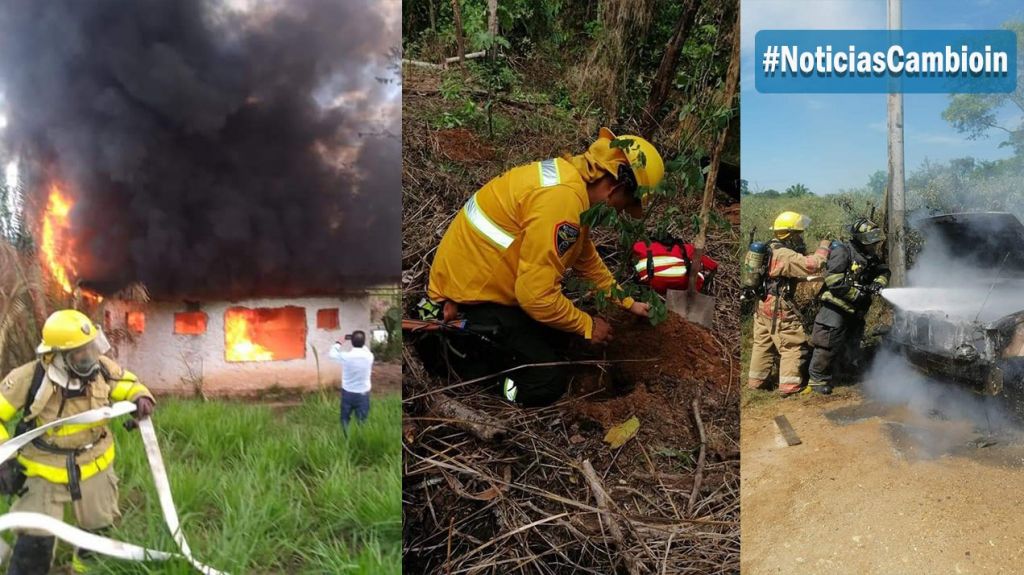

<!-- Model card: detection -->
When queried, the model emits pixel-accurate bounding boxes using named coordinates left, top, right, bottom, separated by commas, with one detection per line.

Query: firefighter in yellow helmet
left=747, top=212, right=831, bottom=395
left=0, top=309, right=155, bottom=574
left=421, top=128, right=664, bottom=406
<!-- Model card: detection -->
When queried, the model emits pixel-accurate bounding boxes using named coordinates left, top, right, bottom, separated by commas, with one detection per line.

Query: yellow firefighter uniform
left=747, top=241, right=829, bottom=394
left=427, top=156, right=635, bottom=339
left=0, top=355, right=153, bottom=529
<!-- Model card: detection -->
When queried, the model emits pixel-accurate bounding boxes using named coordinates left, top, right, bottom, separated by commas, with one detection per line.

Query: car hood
left=918, top=212, right=1024, bottom=275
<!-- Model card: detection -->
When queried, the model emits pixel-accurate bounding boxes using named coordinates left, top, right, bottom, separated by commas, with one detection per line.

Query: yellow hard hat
left=771, top=211, right=811, bottom=235
left=593, top=127, right=665, bottom=190
left=37, top=309, right=99, bottom=355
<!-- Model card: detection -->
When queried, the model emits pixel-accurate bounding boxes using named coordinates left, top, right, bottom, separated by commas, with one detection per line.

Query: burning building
left=102, top=294, right=374, bottom=396
left=0, top=1, right=400, bottom=394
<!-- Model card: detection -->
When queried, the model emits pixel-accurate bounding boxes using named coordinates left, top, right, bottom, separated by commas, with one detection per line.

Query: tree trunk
left=642, top=0, right=702, bottom=137
left=428, top=0, right=436, bottom=32
left=487, top=0, right=498, bottom=38
left=689, top=8, right=740, bottom=293
left=451, top=0, right=465, bottom=66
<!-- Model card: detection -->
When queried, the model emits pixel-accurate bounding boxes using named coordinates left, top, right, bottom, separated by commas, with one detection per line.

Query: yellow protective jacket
left=428, top=156, right=635, bottom=339
left=756, top=242, right=829, bottom=323
left=0, top=356, right=153, bottom=484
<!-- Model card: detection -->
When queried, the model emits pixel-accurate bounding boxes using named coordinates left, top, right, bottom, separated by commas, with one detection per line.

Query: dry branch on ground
left=401, top=56, right=739, bottom=574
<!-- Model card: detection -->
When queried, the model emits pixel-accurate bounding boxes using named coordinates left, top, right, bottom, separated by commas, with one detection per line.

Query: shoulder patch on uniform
left=554, top=221, right=580, bottom=257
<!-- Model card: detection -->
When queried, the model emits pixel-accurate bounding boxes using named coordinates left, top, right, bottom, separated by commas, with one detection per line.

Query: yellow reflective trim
left=823, top=273, right=845, bottom=287
left=0, top=393, right=17, bottom=422
left=46, top=419, right=107, bottom=437
left=19, top=443, right=115, bottom=484
left=109, top=372, right=141, bottom=401
left=0, top=426, right=9, bottom=441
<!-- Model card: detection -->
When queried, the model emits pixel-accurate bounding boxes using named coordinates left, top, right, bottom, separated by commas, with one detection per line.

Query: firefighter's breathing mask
left=62, top=329, right=111, bottom=379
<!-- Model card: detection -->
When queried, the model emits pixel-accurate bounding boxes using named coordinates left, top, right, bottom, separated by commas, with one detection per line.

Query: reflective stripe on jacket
left=428, top=157, right=634, bottom=339
left=0, top=356, right=154, bottom=484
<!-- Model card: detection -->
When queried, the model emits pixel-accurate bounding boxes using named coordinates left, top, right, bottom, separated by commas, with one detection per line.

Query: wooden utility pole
left=887, top=0, right=907, bottom=286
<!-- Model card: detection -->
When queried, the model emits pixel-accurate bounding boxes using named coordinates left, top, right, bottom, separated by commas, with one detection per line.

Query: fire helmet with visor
left=36, top=309, right=110, bottom=378
left=850, top=218, right=885, bottom=246
left=771, top=211, right=811, bottom=239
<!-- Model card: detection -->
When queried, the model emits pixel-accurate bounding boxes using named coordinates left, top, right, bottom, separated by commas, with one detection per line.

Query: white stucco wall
left=102, top=295, right=371, bottom=396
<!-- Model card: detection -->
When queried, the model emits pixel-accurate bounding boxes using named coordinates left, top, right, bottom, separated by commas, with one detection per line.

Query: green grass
left=0, top=394, right=402, bottom=574
left=740, top=193, right=873, bottom=246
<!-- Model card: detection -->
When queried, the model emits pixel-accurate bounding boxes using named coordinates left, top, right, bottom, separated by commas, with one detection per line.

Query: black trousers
left=415, top=303, right=570, bottom=407
left=808, top=311, right=865, bottom=385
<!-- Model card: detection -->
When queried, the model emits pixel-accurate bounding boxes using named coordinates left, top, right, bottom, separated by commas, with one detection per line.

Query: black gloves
left=134, top=396, right=156, bottom=420
left=0, top=459, right=26, bottom=496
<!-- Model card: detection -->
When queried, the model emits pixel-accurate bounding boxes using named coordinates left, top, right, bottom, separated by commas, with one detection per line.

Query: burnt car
left=885, top=212, right=1024, bottom=415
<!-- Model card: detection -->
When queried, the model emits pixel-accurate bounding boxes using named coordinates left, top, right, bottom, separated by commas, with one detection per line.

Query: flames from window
left=174, top=312, right=208, bottom=336
left=38, top=183, right=101, bottom=302
left=224, top=306, right=306, bottom=363
left=126, top=311, right=145, bottom=334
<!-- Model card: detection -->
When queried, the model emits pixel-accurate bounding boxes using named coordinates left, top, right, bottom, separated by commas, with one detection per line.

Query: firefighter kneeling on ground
left=747, top=211, right=830, bottom=395
left=0, top=309, right=155, bottom=575
left=807, top=218, right=889, bottom=395
left=417, top=128, right=664, bottom=407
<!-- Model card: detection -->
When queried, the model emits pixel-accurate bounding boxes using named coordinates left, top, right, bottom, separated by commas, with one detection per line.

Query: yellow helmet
left=612, top=131, right=665, bottom=189
left=37, top=309, right=99, bottom=355
left=587, top=128, right=665, bottom=188
left=771, top=211, right=811, bottom=238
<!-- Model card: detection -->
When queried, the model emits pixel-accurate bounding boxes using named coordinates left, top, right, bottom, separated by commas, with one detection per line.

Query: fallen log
left=428, top=394, right=507, bottom=441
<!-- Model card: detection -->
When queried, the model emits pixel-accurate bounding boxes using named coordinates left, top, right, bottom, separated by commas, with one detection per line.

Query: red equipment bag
left=632, top=240, right=719, bottom=294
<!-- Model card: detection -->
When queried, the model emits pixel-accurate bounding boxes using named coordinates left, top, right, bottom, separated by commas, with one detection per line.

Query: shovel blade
left=666, top=289, right=715, bottom=327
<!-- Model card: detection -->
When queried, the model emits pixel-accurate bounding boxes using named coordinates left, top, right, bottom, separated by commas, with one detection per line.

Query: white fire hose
left=0, top=401, right=228, bottom=574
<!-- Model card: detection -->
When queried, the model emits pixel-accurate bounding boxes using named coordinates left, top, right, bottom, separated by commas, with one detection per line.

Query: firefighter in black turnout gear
left=807, top=218, right=890, bottom=394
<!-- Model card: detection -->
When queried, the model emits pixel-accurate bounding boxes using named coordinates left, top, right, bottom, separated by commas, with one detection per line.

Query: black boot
left=6, top=535, right=55, bottom=575
left=809, top=379, right=833, bottom=395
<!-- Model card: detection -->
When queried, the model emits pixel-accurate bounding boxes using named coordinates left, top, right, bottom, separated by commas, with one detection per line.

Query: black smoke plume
left=0, top=0, right=400, bottom=298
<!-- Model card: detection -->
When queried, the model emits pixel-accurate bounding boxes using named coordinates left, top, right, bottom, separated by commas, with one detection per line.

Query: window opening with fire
left=174, top=312, right=208, bottom=335
left=317, top=308, right=339, bottom=330
left=126, top=311, right=146, bottom=334
left=224, top=306, right=307, bottom=362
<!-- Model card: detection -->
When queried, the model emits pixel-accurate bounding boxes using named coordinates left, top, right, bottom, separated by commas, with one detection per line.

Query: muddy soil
left=742, top=388, right=1024, bottom=574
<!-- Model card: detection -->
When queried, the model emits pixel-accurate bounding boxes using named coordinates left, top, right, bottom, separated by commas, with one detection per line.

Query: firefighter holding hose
left=418, top=128, right=663, bottom=407
left=807, top=218, right=889, bottom=395
left=0, top=309, right=155, bottom=574
left=746, top=211, right=831, bottom=395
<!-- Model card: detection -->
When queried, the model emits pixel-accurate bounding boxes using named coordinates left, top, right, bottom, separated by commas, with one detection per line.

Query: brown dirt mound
left=433, top=128, right=495, bottom=162
left=607, top=311, right=732, bottom=386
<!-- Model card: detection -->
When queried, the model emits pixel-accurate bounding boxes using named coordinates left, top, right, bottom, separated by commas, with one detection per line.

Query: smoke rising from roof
left=0, top=0, right=400, bottom=298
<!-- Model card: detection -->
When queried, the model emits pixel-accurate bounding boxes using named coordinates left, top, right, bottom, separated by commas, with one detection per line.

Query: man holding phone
left=328, top=330, right=374, bottom=433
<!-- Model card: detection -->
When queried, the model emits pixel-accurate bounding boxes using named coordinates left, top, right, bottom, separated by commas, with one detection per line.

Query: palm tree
left=0, top=241, right=43, bottom=374
left=785, top=183, right=810, bottom=197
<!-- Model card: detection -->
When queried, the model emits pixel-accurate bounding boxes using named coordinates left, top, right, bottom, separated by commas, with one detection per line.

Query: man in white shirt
left=328, top=330, right=374, bottom=433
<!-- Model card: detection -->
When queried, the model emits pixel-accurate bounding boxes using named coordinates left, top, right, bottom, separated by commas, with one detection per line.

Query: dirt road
left=742, top=388, right=1024, bottom=574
